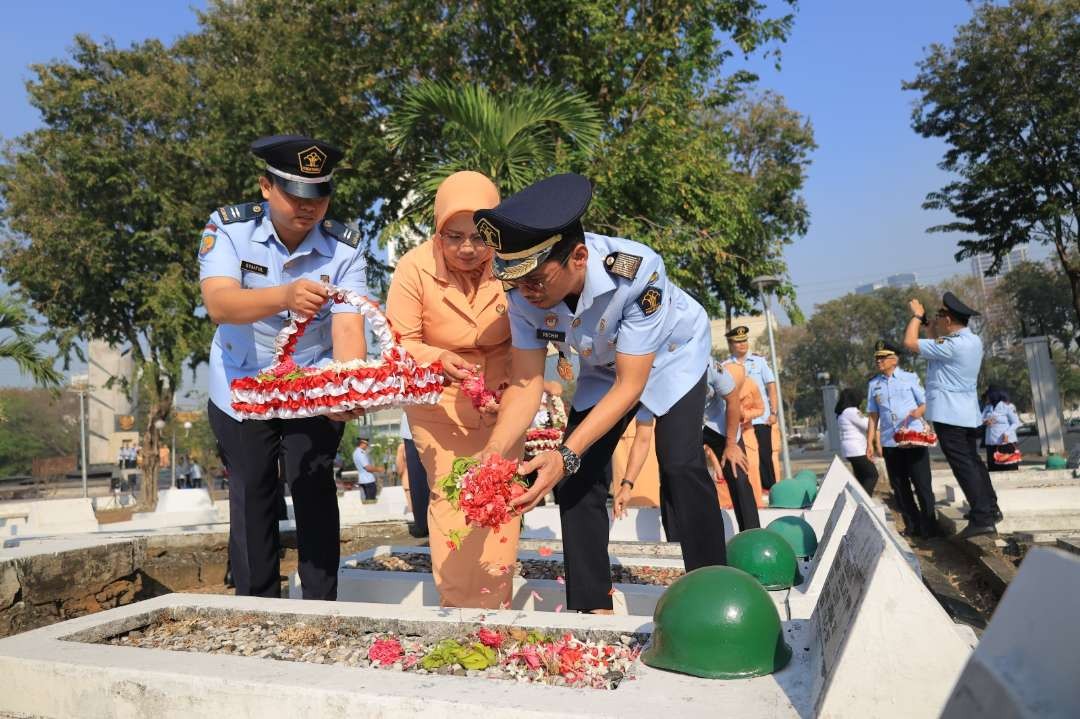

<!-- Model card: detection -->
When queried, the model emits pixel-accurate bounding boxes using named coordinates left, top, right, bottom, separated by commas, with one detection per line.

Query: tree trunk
left=138, top=390, right=174, bottom=511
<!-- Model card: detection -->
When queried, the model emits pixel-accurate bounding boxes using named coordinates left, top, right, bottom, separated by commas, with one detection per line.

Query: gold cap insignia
left=477, top=218, right=501, bottom=250
left=298, top=145, right=328, bottom=175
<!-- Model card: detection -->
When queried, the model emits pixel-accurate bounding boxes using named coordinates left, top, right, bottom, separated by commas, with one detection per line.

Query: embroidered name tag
left=240, top=261, right=268, bottom=275
left=536, top=329, right=566, bottom=342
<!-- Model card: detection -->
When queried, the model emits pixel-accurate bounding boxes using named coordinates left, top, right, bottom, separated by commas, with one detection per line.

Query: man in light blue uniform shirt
left=475, top=174, right=728, bottom=612
left=200, top=135, right=368, bottom=600
left=866, top=340, right=935, bottom=537
left=905, top=292, right=1001, bottom=538
left=702, top=361, right=758, bottom=531
left=725, top=326, right=779, bottom=489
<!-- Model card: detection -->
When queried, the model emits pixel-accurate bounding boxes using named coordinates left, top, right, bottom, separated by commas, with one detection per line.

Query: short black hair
left=545, top=221, right=586, bottom=266
left=945, top=309, right=970, bottom=327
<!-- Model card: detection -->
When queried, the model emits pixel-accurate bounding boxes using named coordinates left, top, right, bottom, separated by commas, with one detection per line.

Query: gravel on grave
left=100, top=612, right=643, bottom=690
left=352, top=552, right=683, bottom=586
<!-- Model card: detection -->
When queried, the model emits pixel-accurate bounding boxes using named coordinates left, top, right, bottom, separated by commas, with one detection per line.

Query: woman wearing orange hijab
left=386, top=171, right=519, bottom=608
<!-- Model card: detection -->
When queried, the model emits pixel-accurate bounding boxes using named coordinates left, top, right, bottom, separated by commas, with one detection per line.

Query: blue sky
left=0, top=0, right=1036, bottom=388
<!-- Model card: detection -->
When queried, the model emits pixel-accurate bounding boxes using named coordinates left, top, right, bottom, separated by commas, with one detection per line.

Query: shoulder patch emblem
left=321, top=219, right=361, bottom=248
left=216, top=202, right=264, bottom=224
left=636, top=287, right=663, bottom=316
left=604, top=252, right=642, bottom=280
left=199, top=223, right=217, bottom=257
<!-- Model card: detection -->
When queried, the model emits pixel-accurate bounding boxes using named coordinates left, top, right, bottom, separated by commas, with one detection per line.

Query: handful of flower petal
left=438, top=455, right=526, bottom=549
left=229, top=286, right=443, bottom=419
left=460, top=368, right=503, bottom=411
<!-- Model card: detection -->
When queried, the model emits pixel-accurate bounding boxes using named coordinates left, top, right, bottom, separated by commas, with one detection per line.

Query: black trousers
left=881, top=446, right=934, bottom=533
left=359, top=481, right=377, bottom=500
left=702, top=427, right=761, bottom=532
left=845, top=454, right=880, bottom=496
left=556, top=373, right=727, bottom=611
left=934, top=422, right=1000, bottom=527
left=754, top=424, right=778, bottom=489
left=404, top=438, right=429, bottom=532
left=986, top=443, right=1020, bottom=472
left=208, top=400, right=344, bottom=600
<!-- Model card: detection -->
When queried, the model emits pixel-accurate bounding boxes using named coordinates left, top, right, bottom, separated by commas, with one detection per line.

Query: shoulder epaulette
left=321, top=219, right=361, bottom=248
left=216, top=202, right=265, bottom=224
left=603, top=252, right=642, bottom=280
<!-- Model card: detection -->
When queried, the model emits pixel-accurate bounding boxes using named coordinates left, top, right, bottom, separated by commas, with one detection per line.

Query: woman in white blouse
left=835, top=388, right=879, bottom=493
left=982, top=386, right=1021, bottom=471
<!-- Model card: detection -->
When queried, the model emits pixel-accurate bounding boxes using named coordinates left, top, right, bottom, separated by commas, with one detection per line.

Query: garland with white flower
left=229, top=286, right=443, bottom=419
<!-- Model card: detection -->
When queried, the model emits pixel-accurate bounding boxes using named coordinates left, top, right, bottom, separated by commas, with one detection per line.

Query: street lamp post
left=752, top=275, right=792, bottom=481
left=69, top=375, right=91, bottom=498
left=153, top=419, right=166, bottom=495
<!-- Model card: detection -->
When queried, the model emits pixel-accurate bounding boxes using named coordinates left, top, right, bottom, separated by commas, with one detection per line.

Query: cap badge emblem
left=297, top=145, right=327, bottom=175
left=476, top=218, right=501, bottom=250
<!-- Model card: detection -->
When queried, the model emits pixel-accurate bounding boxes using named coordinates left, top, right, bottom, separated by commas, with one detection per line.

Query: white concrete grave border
left=307, top=544, right=807, bottom=619
left=0, top=502, right=971, bottom=717
left=941, top=547, right=1080, bottom=719
left=0, top=592, right=817, bottom=719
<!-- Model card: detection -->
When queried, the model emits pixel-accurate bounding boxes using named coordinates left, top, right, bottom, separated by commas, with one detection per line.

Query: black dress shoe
left=407, top=523, right=429, bottom=538
left=962, top=509, right=1004, bottom=523
left=956, top=523, right=997, bottom=540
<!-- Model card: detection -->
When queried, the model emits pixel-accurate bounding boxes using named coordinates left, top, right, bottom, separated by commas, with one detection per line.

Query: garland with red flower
left=229, top=286, right=443, bottom=419
left=438, top=455, right=525, bottom=549
left=893, top=427, right=938, bottom=448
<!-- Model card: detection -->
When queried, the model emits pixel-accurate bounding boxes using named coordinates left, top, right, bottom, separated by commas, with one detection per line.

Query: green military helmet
left=767, top=516, right=819, bottom=559
left=793, top=469, right=817, bottom=484
left=1046, top=454, right=1067, bottom=470
left=768, top=478, right=815, bottom=508
left=642, top=566, right=792, bottom=679
left=727, top=528, right=801, bottom=589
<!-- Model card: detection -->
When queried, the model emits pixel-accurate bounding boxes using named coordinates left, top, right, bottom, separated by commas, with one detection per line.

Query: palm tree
left=0, top=295, right=62, bottom=388
left=385, top=81, right=603, bottom=228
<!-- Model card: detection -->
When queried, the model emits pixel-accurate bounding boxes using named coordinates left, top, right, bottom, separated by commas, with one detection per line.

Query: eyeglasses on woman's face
left=440, top=230, right=483, bottom=248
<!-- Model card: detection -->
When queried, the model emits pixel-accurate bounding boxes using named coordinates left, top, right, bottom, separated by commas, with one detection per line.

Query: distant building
left=854, top=272, right=918, bottom=296
left=854, top=282, right=885, bottom=295
left=971, top=248, right=1029, bottom=356
left=971, top=248, right=1029, bottom=298
left=86, top=341, right=138, bottom=465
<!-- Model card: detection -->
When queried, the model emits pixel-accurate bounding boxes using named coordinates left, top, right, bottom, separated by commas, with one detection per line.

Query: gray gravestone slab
left=941, top=548, right=1080, bottom=719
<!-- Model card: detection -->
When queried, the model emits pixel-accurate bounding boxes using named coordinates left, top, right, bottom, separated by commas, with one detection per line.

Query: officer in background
left=199, top=135, right=368, bottom=600
left=724, top=326, right=779, bottom=489
left=904, top=292, right=1002, bottom=539
left=701, top=361, right=759, bottom=532
left=476, top=173, right=729, bottom=613
left=865, top=340, right=936, bottom=538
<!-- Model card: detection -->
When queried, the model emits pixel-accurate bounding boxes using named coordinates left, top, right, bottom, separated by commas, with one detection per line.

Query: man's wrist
left=558, top=445, right=582, bottom=476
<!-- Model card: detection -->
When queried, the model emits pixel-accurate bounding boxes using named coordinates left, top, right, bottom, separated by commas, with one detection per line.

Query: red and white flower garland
left=230, top=286, right=443, bottom=419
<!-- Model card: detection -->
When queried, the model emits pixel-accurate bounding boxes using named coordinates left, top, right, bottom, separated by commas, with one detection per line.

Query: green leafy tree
left=0, top=389, right=79, bottom=477
left=384, top=81, right=603, bottom=234
left=0, top=38, right=215, bottom=508
left=991, top=261, right=1077, bottom=357
left=0, top=296, right=62, bottom=388
left=905, top=0, right=1080, bottom=324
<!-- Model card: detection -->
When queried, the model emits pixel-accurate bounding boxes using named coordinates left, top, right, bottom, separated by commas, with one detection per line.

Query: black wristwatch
left=913, top=313, right=927, bottom=326
left=558, top=445, right=582, bottom=476
left=620, top=479, right=635, bottom=489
